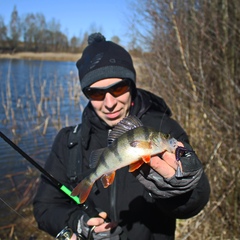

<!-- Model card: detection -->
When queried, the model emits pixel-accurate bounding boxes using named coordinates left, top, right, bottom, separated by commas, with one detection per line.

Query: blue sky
left=0, top=0, right=133, bottom=46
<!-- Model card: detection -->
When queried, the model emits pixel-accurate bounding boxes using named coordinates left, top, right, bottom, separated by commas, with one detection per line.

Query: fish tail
left=71, top=179, right=93, bottom=204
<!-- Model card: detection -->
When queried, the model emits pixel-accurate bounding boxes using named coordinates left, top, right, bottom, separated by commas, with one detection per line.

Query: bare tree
left=0, top=16, right=8, bottom=50
left=54, top=31, right=68, bottom=52
left=22, top=13, right=36, bottom=50
left=46, top=18, right=61, bottom=51
left=129, top=0, right=240, bottom=238
left=9, top=5, right=21, bottom=51
left=33, top=13, right=46, bottom=51
left=70, top=36, right=81, bottom=53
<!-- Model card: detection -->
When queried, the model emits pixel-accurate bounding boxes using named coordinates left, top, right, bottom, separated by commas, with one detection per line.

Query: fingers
left=86, top=212, right=117, bottom=233
left=94, top=222, right=117, bottom=233
left=150, top=155, right=176, bottom=178
left=149, top=141, right=184, bottom=178
left=86, top=211, right=106, bottom=226
left=87, top=216, right=104, bottom=226
left=98, top=211, right=107, bottom=219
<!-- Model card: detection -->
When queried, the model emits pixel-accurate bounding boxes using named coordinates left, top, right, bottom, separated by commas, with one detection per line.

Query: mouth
left=105, top=110, right=121, bottom=119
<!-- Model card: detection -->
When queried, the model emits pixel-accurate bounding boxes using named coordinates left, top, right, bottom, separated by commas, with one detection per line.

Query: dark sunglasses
left=83, top=79, right=131, bottom=101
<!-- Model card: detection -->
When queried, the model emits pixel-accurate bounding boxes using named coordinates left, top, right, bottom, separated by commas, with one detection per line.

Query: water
left=0, top=59, right=87, bottom=237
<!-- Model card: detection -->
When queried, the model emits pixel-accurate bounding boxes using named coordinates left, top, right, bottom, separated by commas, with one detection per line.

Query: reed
left=1, top=61, right=84, bottom=135
left=1, top=61, right=12, bottom=123
left=0, top=60, right=85, bottom=238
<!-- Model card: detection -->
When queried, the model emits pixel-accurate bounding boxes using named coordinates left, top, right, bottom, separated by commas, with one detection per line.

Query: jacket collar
left=131, top=88, right=172, bottom=118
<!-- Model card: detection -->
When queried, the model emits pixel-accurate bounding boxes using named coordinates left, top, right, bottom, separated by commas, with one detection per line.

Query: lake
left=0, top=59, right=87, bottom=238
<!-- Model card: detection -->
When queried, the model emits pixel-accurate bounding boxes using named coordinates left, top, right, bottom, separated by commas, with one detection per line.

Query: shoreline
left=0, top=52, right=82, bottom=62
left=0, top=52, right=142, bottom=74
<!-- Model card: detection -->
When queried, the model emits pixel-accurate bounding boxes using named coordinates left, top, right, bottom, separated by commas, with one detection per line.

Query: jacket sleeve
left=154, top=171, right=210, bottom=219
left=33, top=128, right=84, bottom=237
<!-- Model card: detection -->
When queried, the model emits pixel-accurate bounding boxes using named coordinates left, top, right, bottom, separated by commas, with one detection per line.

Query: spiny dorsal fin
left=108, top=115, right=143, bottom=145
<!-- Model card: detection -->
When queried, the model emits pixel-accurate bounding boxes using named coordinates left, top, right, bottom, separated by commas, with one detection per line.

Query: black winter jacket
left=33, top=89, right=210, bottom=239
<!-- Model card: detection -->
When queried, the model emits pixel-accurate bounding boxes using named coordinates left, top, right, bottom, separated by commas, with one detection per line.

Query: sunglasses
left=83, top=79, right=131, bottom=101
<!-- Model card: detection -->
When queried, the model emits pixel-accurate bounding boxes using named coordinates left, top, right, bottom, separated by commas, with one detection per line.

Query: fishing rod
left=0, top=131, right=80, bottom=204
left=0, top=131, right=100, bottom=239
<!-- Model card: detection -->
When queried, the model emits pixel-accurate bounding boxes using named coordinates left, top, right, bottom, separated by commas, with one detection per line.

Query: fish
left=71, top=115, right=179, bottom=203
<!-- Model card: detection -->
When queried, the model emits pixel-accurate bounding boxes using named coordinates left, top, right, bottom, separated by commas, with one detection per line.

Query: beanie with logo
left=76, top=33, right=136, bottom=90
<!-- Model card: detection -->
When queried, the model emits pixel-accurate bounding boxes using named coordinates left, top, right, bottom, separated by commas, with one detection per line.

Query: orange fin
left=129, top=160, right=144, bottom=172
left=101, top=171, right=116, bottom=188
left=71, top=179, right=93, bottom=204
left=130, top=140, right=152, bottom=149
left=142, top=155, right=151, bottom=163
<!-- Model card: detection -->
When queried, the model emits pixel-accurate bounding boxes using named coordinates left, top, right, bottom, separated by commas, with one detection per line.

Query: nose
left=103, top=92, right=117, bottom=109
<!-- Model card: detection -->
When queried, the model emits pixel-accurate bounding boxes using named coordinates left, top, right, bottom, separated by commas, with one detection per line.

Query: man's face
left=87, top=78, right=132, bottom=127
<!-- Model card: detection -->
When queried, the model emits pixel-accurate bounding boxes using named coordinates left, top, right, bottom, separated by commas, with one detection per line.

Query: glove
left=77, top=214, right=122, bottom=240
left=134, top=142, right=203, bottom=198
left=91, top=226, right=122, bottom=240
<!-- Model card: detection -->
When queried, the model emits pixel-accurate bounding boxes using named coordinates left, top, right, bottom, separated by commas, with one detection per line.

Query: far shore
left=0, top=52, right=82, bottom=62
left=0, top=52, right=142, bottom=74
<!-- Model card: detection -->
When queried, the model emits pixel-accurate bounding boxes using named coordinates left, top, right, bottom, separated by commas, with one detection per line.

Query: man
left=33, top=33, right=210, bottom=240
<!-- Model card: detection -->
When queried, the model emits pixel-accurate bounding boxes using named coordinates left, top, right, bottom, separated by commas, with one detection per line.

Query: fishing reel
left=55, top=225, right=95, bottom=240
left=55, top=200, right=99, bottom=240
left=55, top=226, right=75, bottom=240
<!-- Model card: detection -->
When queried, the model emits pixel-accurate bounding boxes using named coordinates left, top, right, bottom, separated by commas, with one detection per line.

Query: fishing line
left=0, top=196, right=25, bottom=219
left=0, top=196, right=41, bottom=233
left=158, top=105, right=168, bottom=131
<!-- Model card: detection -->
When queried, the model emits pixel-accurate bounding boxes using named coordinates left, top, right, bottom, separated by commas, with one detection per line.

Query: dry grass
left=0, top=52, right=81, bottom=62
left=0, top=52, right=141, bottom=67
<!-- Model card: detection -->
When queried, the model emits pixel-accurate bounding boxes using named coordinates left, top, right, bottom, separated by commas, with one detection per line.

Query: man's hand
left=149, top=141, right=184, bottom=179
left=135, top=141, right=203, bottom=198
left=86, top=212, right=117, bottom=233
left=77, top=211, right=122, bottom=239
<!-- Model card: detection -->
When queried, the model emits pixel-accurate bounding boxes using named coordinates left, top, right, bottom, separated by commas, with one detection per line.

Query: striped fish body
left=98, top=126, right=177, bottom=173
left=71, top=116, right=178, bottom=203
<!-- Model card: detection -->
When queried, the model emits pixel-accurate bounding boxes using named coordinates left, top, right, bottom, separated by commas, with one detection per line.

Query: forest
left=0, top=0, right=240, bottom=239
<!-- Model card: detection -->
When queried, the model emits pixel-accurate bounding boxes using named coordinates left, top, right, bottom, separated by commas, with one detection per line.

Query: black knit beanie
left=76, top=33, right=136, bottom=90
